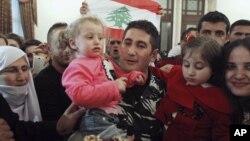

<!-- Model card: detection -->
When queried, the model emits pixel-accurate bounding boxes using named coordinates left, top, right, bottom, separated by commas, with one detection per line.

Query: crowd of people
left=0, top=1, right=250, bottom=141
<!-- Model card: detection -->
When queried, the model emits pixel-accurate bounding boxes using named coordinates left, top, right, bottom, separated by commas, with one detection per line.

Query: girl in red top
left=153, top=36, right=231, bottom=141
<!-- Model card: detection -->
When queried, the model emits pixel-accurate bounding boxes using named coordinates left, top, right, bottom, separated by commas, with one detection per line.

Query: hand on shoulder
left=160, top=64, right=174, bottom=72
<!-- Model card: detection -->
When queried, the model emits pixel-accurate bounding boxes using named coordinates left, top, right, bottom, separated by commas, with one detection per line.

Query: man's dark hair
left=180, top=27, right=197, bottom=41
left=197, top=11, right=230, bottom=33
left=21, top=39, right=42, bottom=51
left=6, top=33, right=24, bottom=47
left=123, top=20, right=159, bottom=51
left=230, top=19, right=250, bottom=33
left=47, top=22, right=68, bottom=44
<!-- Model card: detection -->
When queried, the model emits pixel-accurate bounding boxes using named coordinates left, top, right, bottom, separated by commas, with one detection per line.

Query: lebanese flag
left=87, top=0, right=161, bottom=40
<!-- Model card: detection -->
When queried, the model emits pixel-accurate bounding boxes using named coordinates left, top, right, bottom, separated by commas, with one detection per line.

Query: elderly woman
left=0, top=46, right=85, bottom=141
left=0, top=46, right=42, bottom=122
left=222, top=37, right=250, bottom=125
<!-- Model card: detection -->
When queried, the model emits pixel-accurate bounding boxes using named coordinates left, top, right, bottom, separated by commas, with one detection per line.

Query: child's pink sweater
left=62, top=56, right=144, bottom=114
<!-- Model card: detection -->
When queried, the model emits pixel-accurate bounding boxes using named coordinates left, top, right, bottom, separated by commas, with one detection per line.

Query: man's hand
left=80, top=0, right=89, bottom=15
left=56, top=104, right=85, bottom=135
left=0, top=118, right=15, bottom=141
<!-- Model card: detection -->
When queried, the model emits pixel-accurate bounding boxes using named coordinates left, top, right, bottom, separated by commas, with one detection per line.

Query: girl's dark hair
left=222, top=37, right=250, bottom=124
left=181, top=36, right=222, bottom=86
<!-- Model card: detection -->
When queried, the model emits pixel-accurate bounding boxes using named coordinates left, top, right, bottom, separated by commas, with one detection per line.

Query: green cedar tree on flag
left=87, top=0, right=161, bottom=40
left=106, top=6, right=132, bottom=28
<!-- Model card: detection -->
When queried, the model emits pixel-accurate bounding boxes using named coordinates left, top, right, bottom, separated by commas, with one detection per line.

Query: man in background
left=229, top=19, right=250, bottom=42
left=197, top=11, right=230, bottom=46
left=6, top=33, right=24, bottom=48
left=22, top=39, right=50, bottom=76
left=168, top=27, right=197, bottom=58
left=107, top=37, right=122, bottom=64
left=34, top=23, right=73, bottom=121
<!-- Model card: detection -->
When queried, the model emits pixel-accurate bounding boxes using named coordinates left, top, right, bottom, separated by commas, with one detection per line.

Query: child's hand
left=135, top=75, right=145, bottom=86
left=115, top=77, right=128, bottom=93
left=126, top=71, right=146, bottom=88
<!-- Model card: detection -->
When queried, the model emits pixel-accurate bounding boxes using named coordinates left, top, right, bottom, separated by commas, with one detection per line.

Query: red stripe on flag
left=105, top=27, right=124, bottom=40
left=113, top=0, right=161, bottom=13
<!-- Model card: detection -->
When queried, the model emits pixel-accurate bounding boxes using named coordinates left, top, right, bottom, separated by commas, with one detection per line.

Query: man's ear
left=68, top=38, right=78, bottom=51
left=150, top=49, right=159, bottom=62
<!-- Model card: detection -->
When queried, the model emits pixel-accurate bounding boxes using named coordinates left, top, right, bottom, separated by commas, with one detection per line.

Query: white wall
left=35, top=0, right=250, bottom=42
left=216, top=0, right=250, bottom=24
left=35, top=0, right=83, bottom=42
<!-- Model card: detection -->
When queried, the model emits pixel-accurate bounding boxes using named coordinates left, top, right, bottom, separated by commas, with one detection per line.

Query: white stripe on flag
left=88, top=0, right=161, bottom=31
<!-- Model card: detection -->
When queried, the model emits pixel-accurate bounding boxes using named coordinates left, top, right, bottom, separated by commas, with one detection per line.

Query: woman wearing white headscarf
left=0, top=46, right=42, bottom=122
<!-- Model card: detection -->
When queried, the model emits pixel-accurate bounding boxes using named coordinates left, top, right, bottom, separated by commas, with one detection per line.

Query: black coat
left=0, top=94, right=60, bottom=141
left=34, top=64, right=71, bottom=121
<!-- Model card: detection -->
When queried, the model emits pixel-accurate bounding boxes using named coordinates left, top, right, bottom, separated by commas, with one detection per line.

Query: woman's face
left=225, top=46, right=250, bottom=96
left=0, top=57, right=30, bottom=86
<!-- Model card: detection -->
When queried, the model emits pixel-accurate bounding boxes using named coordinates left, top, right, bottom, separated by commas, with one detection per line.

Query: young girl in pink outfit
left=62, top=15, right=145, bottom=139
